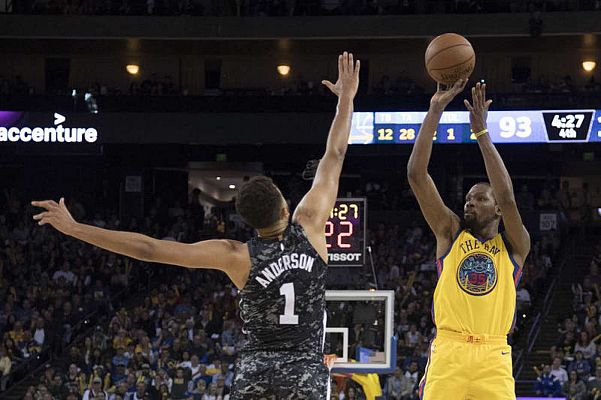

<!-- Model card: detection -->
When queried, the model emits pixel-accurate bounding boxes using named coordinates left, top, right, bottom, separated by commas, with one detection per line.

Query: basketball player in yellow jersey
left=407, top=80, right=531, bottom=400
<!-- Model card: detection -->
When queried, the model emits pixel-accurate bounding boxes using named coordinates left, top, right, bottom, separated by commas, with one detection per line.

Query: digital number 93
left=498, top=116, right=532, bottom=138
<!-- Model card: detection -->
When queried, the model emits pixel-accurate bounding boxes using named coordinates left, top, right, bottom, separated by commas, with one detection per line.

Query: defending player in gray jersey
left=32, top=52, right=360, bottom=399
left=239, top=222, right=327, bottom=354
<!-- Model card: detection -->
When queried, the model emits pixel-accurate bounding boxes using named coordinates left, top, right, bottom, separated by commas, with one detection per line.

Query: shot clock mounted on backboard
left=326, top=198, right=366, bottom=267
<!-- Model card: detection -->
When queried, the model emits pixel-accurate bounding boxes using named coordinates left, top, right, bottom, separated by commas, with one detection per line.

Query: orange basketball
left=425, top=33, right=475, bottom=85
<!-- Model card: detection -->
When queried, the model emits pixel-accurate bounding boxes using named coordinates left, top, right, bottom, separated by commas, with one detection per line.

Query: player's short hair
left=236, top=176, right=283, bottom=229
left=470, top=182, right=497, bottom=202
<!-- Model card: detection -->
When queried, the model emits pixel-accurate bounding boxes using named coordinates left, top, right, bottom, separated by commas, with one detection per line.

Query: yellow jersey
left=433, top=229, right=523, bottom=336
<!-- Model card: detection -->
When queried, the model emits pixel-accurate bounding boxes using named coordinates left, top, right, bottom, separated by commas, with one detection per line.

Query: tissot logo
left=0, top=113, right=98, bottom=143
left=328, top=253, right=362, bottom=262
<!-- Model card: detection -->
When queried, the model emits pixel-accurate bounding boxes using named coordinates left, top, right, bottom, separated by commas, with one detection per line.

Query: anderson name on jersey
left=254, top=252, right=316, bottom=288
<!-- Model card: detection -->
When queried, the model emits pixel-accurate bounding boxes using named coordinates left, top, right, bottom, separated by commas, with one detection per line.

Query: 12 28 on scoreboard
left=325, top=198, right=366, bottom=267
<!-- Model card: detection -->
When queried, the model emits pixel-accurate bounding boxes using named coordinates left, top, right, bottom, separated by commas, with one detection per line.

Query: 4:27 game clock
left=542, top=111, right=594, bottom=142
left=325, top=198, right=366, bottom=267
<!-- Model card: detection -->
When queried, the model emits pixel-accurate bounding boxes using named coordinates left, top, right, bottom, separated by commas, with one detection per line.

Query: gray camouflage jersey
left=239, top=222, right=328, bottom=355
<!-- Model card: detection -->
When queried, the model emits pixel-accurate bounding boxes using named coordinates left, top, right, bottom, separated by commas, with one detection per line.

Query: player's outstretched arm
left=407, top=80, right=466, bottom=254
left=464, top=83, right=530, bottom=265
left=31, top=198, right=249, bottom=287
left=293, top=52, right=359, bottom=244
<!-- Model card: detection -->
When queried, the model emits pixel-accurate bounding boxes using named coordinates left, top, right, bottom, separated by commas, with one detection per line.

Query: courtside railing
left=514, top=242, right=570, bottom=380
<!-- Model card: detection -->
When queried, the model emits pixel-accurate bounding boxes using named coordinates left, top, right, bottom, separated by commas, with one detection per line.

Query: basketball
left=425, top=33, right=475, bottom=85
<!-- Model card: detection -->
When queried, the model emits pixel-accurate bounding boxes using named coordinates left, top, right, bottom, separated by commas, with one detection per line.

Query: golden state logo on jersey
left=456, top=253, right=497, bottom=296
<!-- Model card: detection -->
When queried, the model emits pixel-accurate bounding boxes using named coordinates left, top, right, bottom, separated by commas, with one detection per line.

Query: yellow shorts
left=418, top=330, right=515, bottom=400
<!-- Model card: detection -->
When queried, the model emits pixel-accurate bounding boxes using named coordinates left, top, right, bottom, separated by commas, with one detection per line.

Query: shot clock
left=350, top=109, right=601, bottom=144
left=326, top=198, right=366, bottom=267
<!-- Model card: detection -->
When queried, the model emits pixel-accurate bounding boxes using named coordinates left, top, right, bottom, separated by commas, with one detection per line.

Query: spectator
left=171, top=367, right=189, bottom=399
left=404, top=324, right=422, bottom=347
left=516, top=184, right=535, bottom=211
left=112, top=363, right=128, bottom=386
left=343, top=385, right=365, bottom=400
left=218, top=362, right=234, bottom=389
left=109, top=382, right=129, bottom=400
left=564, top=370, right=587, bottom=400
left=54, top=301, right=77, bottom=355
left=195, top=364, right=213, bottom=387
left=404, top=361, right=419, bottom=389
left=8, top=321, right=26, bottom=346
left=202, top=382, right=220, bottom=399
left=152, top=368, right=172, bottom=393
left=575, top=332, right=596, bottom=360
left=112, top=346, right=130, bottom=368
left=558, top=181, right=573, bottom=212
left=128, top=381, right=149, bottom=400
left=550, top=356, right=568, bottom=386
left=535, top=365, right=562, bottom=397
left=83, top=376, right=108, bottom=400
left=385, top=367, right=403, bottom=399
left=214, top=375, right=229, bottom=398
left=3, top=338, right=22, bottom=361
left=587, top=365, right=601, bottom=397
left=64, top=363, right=81, bottom=390
left=32, top=317, right=46, bottom=347
left=0, top=346, right=11, bottom=392
left=188, top=379, right=208, bottom=399
left=537, top=188, right=558, bottom=210
left=52, top=261, right=76, bottom=285
left=554, top=329, right=577, bottom=360
left=385, top=366, right=415, bottom=400
left=48, top=374, right=69, bottom=398
left=569, top=351, right=592, bottom=378
left=586, top=260, right=601, bottom=287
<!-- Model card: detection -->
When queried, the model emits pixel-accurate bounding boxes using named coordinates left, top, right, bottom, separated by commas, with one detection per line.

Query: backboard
left=325, top=290, right=396, bottom=374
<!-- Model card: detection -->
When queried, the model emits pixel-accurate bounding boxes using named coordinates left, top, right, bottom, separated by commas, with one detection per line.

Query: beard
left=463, top=213, right=484, bottom=231
left=463, top=211, right=501, bottom=235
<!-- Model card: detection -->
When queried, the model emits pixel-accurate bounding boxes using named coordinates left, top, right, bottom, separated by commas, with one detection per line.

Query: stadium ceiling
left=0, top=12, right=599, bottom=40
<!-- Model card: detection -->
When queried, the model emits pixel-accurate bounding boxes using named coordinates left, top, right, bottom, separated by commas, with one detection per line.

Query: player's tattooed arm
left=294, top=52, right=360, bottom=249
left=465, top=83, right=530, bottom=265
left=31, top=198, right=249, bottom=287
left=408, top=80, right=466, bottom=256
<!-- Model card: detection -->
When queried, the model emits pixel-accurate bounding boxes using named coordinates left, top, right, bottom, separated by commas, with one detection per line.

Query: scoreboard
left=349, top=109, right=601, bottom=144
left=326, top=198, right=366, bottom=267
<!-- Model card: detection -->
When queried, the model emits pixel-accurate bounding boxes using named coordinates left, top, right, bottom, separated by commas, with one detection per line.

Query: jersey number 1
left=279, top=282, right=299, bottom=325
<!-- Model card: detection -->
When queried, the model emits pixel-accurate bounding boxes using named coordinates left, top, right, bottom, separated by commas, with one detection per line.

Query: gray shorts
left=230, top=351, right=330, bottom=400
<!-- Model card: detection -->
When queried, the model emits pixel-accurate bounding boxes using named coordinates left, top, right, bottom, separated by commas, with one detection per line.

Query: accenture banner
left=0, top=112, right=99, bottom=144
left=0, top=111, right=333, bottom=145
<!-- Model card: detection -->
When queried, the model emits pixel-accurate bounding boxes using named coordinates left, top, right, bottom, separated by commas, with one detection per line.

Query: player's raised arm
left=464, top=83, right=530, bottom=265
left=407, top=80, right=466, bottom=254
left=31, top=198, right=248, bottom=287
left=293, top=52, right=359, bottom=240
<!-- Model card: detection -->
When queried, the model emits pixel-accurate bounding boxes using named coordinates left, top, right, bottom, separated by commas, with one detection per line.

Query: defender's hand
left=32, top=198, right=78, bottom=235
left=324, top=354, right=337, bottom=368
left=322, top=51, right=361, bottom=99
